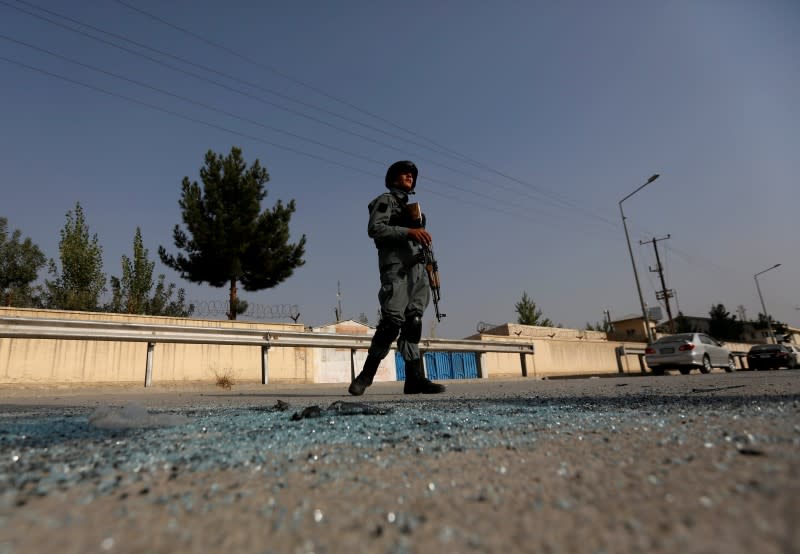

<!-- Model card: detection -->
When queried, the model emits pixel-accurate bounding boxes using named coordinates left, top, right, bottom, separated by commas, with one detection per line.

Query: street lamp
left=754, top=263, right=781, bottom=343
left=619, top=174, right=661, bottom=343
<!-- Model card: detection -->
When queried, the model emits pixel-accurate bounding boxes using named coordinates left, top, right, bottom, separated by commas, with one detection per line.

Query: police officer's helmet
left=385, top=160, right=418, bottom=191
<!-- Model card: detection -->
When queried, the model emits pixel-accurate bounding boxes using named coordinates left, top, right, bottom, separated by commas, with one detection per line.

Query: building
left=608, top=314, right=658, bottom=342
left=310, top=319, right=396, bottom=384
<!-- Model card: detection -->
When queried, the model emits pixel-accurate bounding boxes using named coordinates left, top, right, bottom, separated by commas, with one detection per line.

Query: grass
left=213, top=369, right=235, bottom=390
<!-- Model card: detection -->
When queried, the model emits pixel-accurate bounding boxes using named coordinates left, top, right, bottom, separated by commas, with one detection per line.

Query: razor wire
left=190, top=300, right=300, bottom=321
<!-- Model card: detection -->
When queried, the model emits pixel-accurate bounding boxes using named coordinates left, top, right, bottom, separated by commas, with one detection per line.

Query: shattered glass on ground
left=1, top=392, right=798, bottom=503
left=1, top=374, right=799, bottom=553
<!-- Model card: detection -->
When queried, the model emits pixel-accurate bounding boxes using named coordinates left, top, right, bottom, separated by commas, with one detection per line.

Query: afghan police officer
left=349, top=161, right=446, bottom=395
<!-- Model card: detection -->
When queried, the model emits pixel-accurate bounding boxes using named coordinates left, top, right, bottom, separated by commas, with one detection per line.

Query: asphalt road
left=1, top=370, right=798, bottom=553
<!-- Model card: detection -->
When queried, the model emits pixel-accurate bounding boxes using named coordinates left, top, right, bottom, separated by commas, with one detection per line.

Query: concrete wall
left=476, top=334, right=646, bottom=378
left=0, top=307, right=308, bottom=385
left=1, top=310, right=763, bottom=386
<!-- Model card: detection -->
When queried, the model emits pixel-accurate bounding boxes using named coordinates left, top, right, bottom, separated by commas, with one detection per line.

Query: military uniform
left=349, top=161, right=445, bottom=396
left=366, top=187, right=430, bottom=362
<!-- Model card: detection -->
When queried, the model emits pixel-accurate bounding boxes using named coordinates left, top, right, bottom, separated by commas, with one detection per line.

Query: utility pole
left=754, top=264, right=781, bottom=344
left=619, top=174, right=661, bottom=343
left=603, top=309, right=613, bottom=333
left=641, top=235, right=675, bottom=333
left=335, top=281, right=343, bottom=322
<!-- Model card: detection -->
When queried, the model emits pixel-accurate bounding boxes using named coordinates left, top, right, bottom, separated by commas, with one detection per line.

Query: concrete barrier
left=0, top=307, right=306, bottom=385
left=0, top=308, right=533, bottom=386
left=2, top=308, right=755, bottom=385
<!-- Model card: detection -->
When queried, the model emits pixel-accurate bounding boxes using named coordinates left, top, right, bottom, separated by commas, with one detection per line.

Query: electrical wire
left=1, top=0, right=620, bottom=227
left=0, top=54, right=601, bottom=235
left=0, top=55, right=380, bottom=179
left=0, top=34, right=388, bottom=169
left=113, top=0, right=624, bottom=229
left=113, top=0, right=503, bottom=167
left=8, top=1, right=738, bottom=260
left=0, top=36, right=592, bottom=230
left=8, top=0, right=623, bottom=231
left=9, top=0, right=466, bottom=163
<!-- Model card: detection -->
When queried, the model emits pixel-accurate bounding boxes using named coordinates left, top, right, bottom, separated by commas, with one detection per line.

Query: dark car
left=746, top=344, right=797, bottom=370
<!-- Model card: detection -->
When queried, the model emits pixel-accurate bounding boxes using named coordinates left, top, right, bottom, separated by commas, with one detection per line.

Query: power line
left=0, top=1, right=432, bottom=158
left=113, top=0, right=492, bottom=165
left=2, top=1, right=657, bottom=258
left=0, top=55, right=381, bottom=178
left=626, top=218, right=744, bottom=283
left=110, top=0, right=624, bottom=228
left=0, top=29, right=550, bottom=222
left=0, top=55, right=600, bottom=234
left=0, top=39, right=579, bottom=229
left=0, top=13, right=630, bottom=237
left=2, top=0, right=618, bottom=227
left=8, top=0, right=465, bottom=163
left=0, top=34, right=388, bottom=169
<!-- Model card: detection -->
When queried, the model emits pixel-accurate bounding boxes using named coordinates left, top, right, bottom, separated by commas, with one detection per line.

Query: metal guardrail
left=615, top=346, right=648, bottom=374
left=0, top=316, right=534, bottom=387
left=730, top=351, right=748, bottom=370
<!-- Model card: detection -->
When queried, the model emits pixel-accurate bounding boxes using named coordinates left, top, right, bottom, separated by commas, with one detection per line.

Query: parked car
left=645, top=333, right=735, bottom=375
left=746, top=344, right=798, bottom=370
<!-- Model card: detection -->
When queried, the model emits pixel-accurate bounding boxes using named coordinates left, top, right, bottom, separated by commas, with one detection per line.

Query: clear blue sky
left=1, top=0, right=798, bottom=338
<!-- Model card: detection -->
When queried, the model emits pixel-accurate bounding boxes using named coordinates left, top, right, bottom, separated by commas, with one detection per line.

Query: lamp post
left=754, top=263, right=781, bottom=343
left=619, top=174, right=661, bottom=343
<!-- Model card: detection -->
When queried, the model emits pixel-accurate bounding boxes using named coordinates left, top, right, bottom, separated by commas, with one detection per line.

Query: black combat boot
left=348, top=354, right=382, bottom=396
left=403, top=358, right=446, bottom=394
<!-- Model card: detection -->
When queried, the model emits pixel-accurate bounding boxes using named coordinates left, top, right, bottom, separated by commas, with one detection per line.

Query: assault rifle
left=406, top=202, right=446, bottom=322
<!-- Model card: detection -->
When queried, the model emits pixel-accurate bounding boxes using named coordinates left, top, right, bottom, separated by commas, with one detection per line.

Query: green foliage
left=754, top=312, right=788, bottom=335
left=585, top=320, right=611, bottom=333
left=147, top=276, right=194, bottom=317
left=159, top=147, right=306, bottom=319
left=109, top=227, right=152, bottom=314
left=109, top=228, right=193, bottom=317
left=515, top=291, right=553, bottom=327
left=0, top=217, right=46, bottom=307
left=227, top=298, right=248, bottom=319
left=708, top=303, right=743, bottom=341
left=45, top=203, right=106, bottom=311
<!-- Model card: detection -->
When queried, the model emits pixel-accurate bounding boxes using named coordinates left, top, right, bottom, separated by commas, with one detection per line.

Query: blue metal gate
left=395, top=353, right=406, bottom=380
left=395, top=351, right=478, bottom=380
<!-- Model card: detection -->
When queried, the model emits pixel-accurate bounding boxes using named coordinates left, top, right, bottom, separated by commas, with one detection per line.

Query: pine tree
left=514, top=291, right=553, bottom=327
left=159, top=147, right=306, bottom=319
left=45, top=203, right=106, bottom=311
left=0, top=217, right=46, bottom=307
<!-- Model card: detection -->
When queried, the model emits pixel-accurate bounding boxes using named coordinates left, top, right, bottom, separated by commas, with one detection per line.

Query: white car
left=645, top=332, right=735, bottom=375
left=785, top=344, right=800, bottom=368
